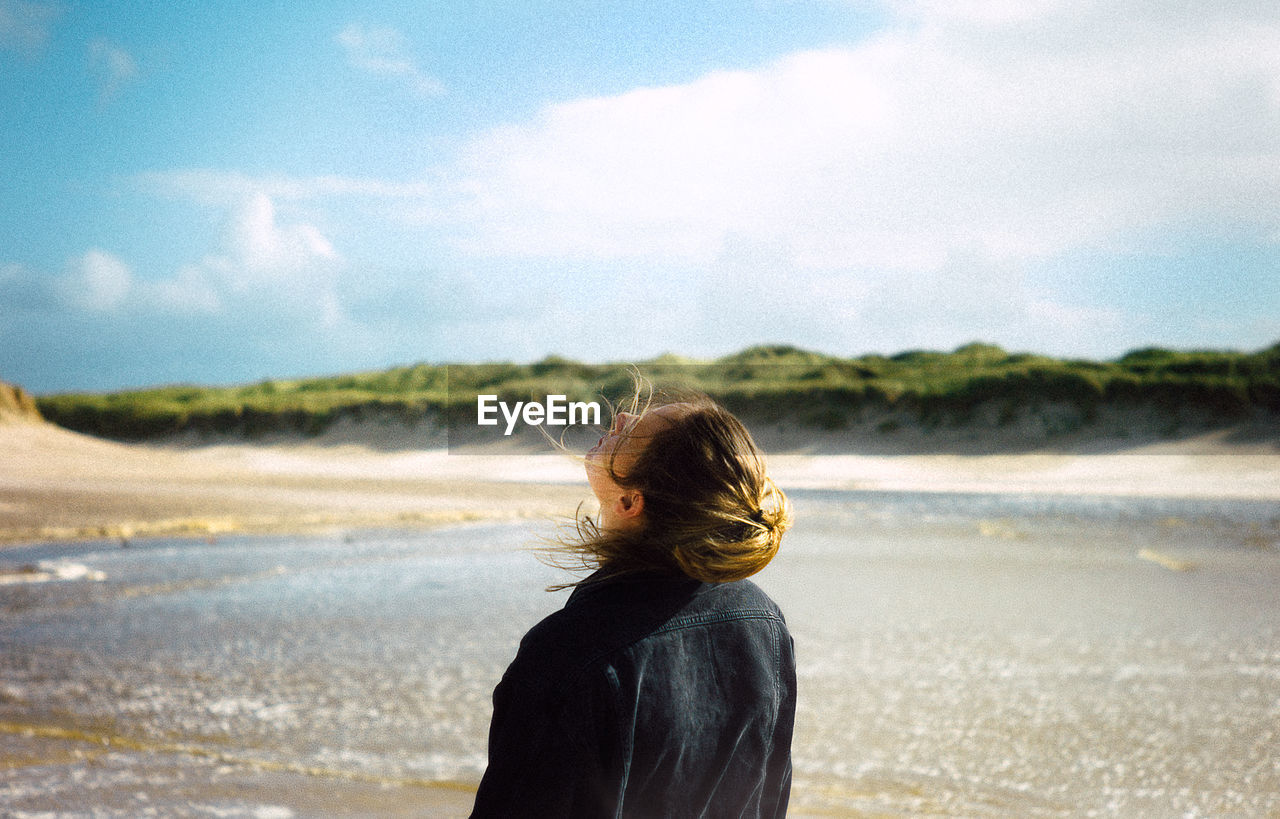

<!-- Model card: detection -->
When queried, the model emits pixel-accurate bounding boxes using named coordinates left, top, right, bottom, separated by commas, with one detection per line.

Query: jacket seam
left=650, top=608, right=782, bottom=636
left=570, top=609, right=783, bottom=683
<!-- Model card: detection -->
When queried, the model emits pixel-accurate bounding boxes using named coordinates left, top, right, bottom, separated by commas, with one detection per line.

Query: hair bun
left=756, top=477, right=791, bottom=535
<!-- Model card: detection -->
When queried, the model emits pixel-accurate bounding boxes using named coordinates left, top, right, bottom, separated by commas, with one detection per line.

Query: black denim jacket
left=470, top=569, right=796, bottom=818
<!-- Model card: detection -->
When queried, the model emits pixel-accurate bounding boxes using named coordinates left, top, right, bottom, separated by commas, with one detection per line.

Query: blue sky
left=2, top=0, right=1278, bottom=393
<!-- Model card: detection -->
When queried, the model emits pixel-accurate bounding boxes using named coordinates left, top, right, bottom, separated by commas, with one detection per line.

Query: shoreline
left=3, top=420, right=1278, bottom=548
left=0, top=721, right=479, bottom=816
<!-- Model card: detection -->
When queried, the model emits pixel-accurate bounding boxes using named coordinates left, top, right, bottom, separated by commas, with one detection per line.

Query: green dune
left=34, top=341, right=1280, bottom=443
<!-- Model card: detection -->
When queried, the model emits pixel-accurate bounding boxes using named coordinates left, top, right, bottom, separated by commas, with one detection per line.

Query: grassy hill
left=34, top=342, right=1280, bottom=444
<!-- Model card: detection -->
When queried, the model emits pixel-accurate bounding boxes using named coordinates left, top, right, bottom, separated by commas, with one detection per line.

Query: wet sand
left=3, top=727, right=477, bottom=817
left=4, top=493, right=1277, bottom=816
left=2, top=419, right=1278, bottom=816
left=0, top=421, right=587, bottom=546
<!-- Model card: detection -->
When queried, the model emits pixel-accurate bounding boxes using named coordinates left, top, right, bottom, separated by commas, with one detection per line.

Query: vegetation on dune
left=33, top=341, right=1280, bottom=442
left=0, top=381, right=42, bottom=422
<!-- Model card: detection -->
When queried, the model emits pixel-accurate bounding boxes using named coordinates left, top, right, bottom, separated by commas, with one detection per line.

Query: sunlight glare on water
left=1, top=492, right=1278, bottom=816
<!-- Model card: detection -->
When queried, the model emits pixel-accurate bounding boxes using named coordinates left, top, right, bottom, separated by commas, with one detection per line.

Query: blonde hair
left=547, top=386, right=792, bottom=585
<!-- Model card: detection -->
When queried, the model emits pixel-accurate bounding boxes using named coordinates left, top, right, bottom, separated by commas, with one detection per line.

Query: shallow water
left=1, top=490, right=1278, bottom=817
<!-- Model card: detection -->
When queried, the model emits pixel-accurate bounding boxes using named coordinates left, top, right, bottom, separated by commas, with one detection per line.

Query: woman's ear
left=614, top=490, right=645, bottom=522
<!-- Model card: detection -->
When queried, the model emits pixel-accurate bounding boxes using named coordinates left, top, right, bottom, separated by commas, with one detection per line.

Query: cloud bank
left=454, top=4, right=1280, bottom=270
left=5, top=1, right=1279, bottom=390
left=432, top=1, right=1279, bottom=356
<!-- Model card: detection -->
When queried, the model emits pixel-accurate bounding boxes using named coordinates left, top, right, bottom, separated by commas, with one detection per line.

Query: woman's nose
left=614, top=412, right=634, bottom=432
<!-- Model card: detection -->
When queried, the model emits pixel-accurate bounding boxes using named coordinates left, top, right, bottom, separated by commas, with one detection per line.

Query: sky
left=2, top=0, right=1278, bottom=393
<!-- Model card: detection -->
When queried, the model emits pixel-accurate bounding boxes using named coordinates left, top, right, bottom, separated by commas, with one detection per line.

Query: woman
left=470, top=391, right=796, bottom=818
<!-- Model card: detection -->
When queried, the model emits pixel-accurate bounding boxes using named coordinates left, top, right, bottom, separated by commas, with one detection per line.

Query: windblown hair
left=550, top=387, right=792, bottom=585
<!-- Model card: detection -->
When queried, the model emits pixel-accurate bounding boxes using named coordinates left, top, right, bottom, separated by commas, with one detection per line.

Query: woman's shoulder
left=699, top=576, right=784, bottom=615
left=516, top=571, right=700, bottom=656
left=507, top=573, right=785, bottom=688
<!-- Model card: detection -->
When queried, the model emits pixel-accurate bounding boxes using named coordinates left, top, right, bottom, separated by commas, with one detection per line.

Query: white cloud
left=886, top=0, right=1071, bottom=26
left=137, top=168, right=440, bottom=210
left=451, top=8, right=1280, bottom=275
left=193, top=194, right=352, bottom=327
left=41, top=194, right=342, bottom=325
left=0, top=0, right=57, bottom=57
left=47, top=250, right=221, bottom=317
left=87, top=38, right=138, bottom=102
left=427, top=2, right=1280, bottom=355
left=56, top=250, right=133, bottom=312
left=336, top=23, right=444, bottom=96
left=145, top=264, right=222, bottom=315
left=89, top=3, right=1278, bottom=370
left=226, top=192, right=337, bottom=278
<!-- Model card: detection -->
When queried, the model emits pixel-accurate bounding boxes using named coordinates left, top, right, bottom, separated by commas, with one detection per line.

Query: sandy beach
left=0, top=419, right=589, bottom=547
left=3, top=416, right=1278, bottom=548
left=4, top=415, right=1279, bottom=816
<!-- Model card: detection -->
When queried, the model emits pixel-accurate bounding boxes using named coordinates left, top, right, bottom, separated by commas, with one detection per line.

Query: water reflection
left=2, top=493, right=1277, bottom=816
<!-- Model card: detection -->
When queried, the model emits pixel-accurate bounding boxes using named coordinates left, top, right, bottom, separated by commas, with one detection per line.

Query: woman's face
left=585, top=403, right=689, bottom=531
